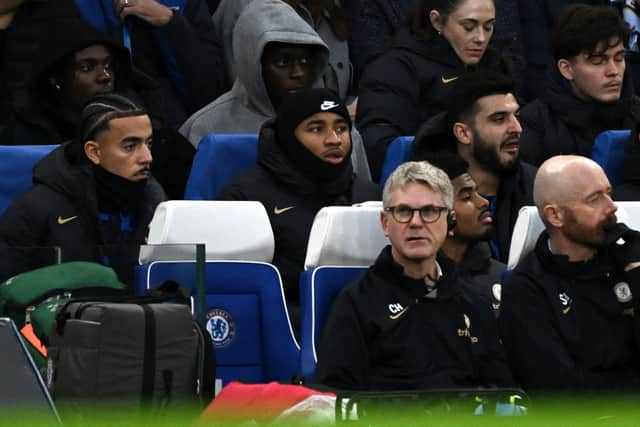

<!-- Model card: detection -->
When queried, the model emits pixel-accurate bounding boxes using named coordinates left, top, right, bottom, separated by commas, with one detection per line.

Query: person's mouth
left=479, top=209, right=493, bottom=224
left=285, top=85, right=304, bottom=94
left=501, top=136, right=520, bottom=153
left=406, top=236, right=428, bottom=244
left=134, top=167, right=151, bottom=179
left=322, top=148, right=346, bottom=164
left=603, top=80, right=622, bottom=91
left=466, top=48, right=485, bottom=58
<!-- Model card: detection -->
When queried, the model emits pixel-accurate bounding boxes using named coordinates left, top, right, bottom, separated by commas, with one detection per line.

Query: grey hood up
left=180, top=0, right=371, bottom=179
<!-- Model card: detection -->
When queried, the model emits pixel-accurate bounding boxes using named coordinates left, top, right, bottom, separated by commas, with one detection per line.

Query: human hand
left=602, top=223, right=640, bottom=271
left=114, top=0, right=174, bottom=27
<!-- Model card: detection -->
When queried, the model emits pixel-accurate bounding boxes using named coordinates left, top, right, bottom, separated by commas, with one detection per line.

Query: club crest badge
left=613, top=282, right=633, bottom=303
left=206, top=308, right=236, bottom=348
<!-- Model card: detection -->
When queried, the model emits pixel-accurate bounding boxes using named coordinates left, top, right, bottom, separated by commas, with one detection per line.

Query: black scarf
left=93, top=165, right=147, bottom=213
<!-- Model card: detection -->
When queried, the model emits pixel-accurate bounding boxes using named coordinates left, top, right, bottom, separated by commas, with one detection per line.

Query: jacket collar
left=373, top=245, right=462, bottom=301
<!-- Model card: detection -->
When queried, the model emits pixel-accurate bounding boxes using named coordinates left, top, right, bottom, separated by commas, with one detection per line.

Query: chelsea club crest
left=206, top=308, right=236, bottom=348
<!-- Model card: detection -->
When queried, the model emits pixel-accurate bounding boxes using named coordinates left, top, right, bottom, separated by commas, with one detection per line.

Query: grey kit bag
left=47, top=292, right=215, bottom=409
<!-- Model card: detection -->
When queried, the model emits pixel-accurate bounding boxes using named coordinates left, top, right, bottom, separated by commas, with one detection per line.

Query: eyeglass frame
left=383, top=204, right=449, bottom=224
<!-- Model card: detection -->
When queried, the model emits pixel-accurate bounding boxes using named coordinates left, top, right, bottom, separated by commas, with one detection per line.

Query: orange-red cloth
left=20, top=323, right=47, bottom=357
left=200, top=381, right=335, bottom=423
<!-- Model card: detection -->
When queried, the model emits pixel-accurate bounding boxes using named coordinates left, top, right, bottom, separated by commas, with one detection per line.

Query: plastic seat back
left=184, top=134, right=258, bottom=200
left=0, top=145, right=57, bottom=216
left=379, top=136, right=414, bottom=188
left=299, top=205, right=388, bottom=380
left=592, top=129, right=631, bottom=186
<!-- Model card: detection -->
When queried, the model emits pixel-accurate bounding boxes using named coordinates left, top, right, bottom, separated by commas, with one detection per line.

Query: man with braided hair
left=0, top=92, right=165, bottom=288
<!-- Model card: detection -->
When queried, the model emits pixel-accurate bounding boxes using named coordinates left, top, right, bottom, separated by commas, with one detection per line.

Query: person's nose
left=508, top=114, right=523, bottom=134
left=475, top=192, right=489, bottom=209
left=290, top=61, right=306, bottom=79
left=138, top=143, right=152, bottom=164
left=605, top=57, right=624, bottom=77
left=604, top=193, right=618, bottom=215
left=325, top=129, right=342, bottom=145
left=408, top=210, right=424, bottom=227
left=97, top=65, right=113, bottom=83
left=474, top=27, right=489, bottom=44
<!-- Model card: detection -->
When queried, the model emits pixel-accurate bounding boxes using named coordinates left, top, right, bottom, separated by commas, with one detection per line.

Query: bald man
left=500, top=155, right=640, bottom=392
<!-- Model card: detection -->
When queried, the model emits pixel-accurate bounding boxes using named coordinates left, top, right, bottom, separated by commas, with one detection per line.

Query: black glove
left=602, top=223, right=640, bottom=270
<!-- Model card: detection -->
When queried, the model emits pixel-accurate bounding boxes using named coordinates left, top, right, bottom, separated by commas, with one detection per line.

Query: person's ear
left=48, top=76, right=62, bottom=91
left=557, top=59, right=574, bottom=81
left=84, top=141, right=101, bottom=165
left=543, top=204, right=564, bottom=228
left=453, top=122, right=472, bottom=145
left=429, top=10, right=443, bottom=34
left=447, top=209, right=457, bottom=236
left=381, top=210, right=390, bottom=237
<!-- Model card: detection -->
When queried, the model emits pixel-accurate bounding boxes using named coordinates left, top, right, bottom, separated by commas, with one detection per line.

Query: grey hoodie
left=212, top=0, right=352, bottom=101
left=181, top=0, right=370, bottom=178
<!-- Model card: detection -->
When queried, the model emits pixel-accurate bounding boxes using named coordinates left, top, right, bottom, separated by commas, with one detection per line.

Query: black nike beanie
left=275, top=88, right=352, bottom=182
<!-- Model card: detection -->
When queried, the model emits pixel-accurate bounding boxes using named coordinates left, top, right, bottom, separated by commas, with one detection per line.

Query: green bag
left=0, top=261, right=126, bottom=367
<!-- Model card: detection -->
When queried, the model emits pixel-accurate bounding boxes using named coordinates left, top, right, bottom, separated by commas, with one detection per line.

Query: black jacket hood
left=32, top=143, right=96, bottom=213
left=28, top=18, right=156, bottom=105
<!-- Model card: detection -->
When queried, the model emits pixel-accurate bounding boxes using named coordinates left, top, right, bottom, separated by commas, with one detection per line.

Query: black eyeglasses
left=384, top=205, right=448, bottom=224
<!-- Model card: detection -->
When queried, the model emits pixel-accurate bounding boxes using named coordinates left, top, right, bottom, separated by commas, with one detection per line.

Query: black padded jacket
left=315, top=246, right=514, bottom=390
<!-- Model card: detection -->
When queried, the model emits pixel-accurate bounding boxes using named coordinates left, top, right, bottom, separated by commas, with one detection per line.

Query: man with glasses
left=315, top=161, right=513, bottom=390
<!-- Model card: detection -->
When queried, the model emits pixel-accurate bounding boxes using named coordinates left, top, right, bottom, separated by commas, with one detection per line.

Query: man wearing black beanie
left=219, top=88, right=380, bottom=329
left=0, top=92, right=165, bottom=288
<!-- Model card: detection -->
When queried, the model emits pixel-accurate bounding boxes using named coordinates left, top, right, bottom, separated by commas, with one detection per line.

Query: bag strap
left=141, top=304, right=156, bottom=404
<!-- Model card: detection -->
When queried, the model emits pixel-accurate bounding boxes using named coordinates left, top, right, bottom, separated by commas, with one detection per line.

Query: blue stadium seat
left=135, top=200, right=299, bottom=387
left=298, top=205, right=388, bottom=381
left=592, top=129, right=631, bottom=186
left=379, top=136, right=414, bottom=188
left=0, top=145, right=57, bottom=216
left=184, top=134, right=258, bottom=200
left=299, top=266, right=365, bottom=381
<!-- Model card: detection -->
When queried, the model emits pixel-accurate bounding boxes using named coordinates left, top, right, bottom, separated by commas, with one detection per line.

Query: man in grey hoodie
left=180, top=0, right=370, bottom=178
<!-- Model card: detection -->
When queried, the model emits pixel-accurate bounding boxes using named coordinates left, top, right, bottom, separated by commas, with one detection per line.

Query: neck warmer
left=93, top=165, right=147, bottom=213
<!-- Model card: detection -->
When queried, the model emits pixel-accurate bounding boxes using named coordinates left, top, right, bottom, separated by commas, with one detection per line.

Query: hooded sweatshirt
left=181, top=0, right=371, bottom=179
left=213, top=0, right=352, bottom=100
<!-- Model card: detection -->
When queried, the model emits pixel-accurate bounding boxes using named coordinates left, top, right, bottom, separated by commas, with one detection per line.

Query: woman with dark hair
left=356, top=0, right=509, bottom=181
